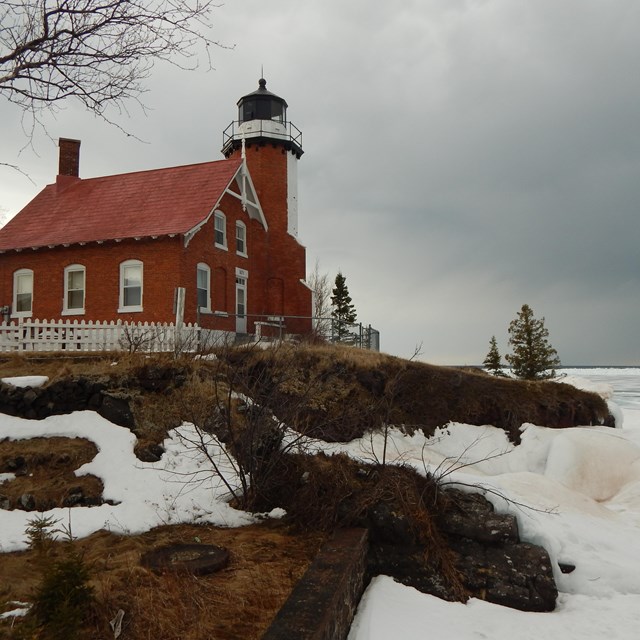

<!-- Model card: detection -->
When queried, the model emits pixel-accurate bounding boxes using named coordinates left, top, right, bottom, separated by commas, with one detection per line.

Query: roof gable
left=0, top=157, right=247, bottom=252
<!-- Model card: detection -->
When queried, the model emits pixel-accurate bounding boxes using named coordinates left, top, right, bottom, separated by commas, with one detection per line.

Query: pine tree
left=505, top=304, right=561, bottom=380
left=330, top=271, right=357, bottom=341
left=483, top=336, right=506, bottom=376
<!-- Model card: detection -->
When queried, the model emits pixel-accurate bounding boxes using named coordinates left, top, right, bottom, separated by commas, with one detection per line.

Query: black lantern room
left=222, top=77, right=303, bottom=158
left=238, top=78, right=288, bottom=124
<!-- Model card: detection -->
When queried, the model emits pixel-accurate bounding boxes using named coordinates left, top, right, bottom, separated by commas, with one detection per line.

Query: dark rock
left=0, top=495, right=10, bottom=510
left=99, top=391, right=135, bottom=428
left=368, top=543, right=452, bottom=601
left=18, top=493, right=36, bottom=511
left=5, top=456, right=26, bottom=472
left=83, top=496, right=104, bottom=507
left=22, top=388, right=38, bottom=406
left=88, top=392, right=103, bottom=410
left=137, top=444, right=165, bottom=463
left=135, top=365, right=185, bottom=392
left=63, top=487, right=85, bottom=507
left=437, top=489, right=558, bottom=612
left=438, top=490, right=519, bottom=544
left=368, top=501, right=416, bottom=546
left=448, top=537, right=557, bottom=611
left=360, top=487, right=559, bottom=612
left=559, top=562, right=576, bottom=574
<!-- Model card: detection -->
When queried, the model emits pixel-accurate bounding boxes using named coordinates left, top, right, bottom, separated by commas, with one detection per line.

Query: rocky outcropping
left=439, top=490, right=557, bottom=611
left=366, top=488, right=558, bottom=612
left=0, top=363, right=190, bottom=427
left=0, top=376, right=135, bottom=427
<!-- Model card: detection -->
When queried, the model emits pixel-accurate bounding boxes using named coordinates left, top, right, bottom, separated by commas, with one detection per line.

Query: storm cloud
left=2, top=0, right=639, bottom=364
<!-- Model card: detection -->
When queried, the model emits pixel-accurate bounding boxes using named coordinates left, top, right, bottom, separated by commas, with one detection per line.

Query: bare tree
left=308, top=259, right=331, bottom=339
left=0, top=0, right=224, bottom=136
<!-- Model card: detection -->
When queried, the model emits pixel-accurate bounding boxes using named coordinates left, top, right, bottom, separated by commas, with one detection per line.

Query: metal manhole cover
left=140, top=544, right=230, bottom=576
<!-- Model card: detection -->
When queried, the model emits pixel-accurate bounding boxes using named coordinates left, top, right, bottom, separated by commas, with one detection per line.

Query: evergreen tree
left=330, top=271, right=357, bottom=341
left=505, top=304, right=561, bottom=380
left=483, top=335, right=506, bottom=376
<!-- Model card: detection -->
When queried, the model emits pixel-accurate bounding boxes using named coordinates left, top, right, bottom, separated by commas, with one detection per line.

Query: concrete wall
left=262, top=528, right=369, bottom=640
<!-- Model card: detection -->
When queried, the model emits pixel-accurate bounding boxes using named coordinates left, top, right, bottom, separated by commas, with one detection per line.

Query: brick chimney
left=58, top=138, right=81, bottom=177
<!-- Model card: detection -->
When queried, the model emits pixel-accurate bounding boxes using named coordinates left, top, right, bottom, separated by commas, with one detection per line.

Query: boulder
left=362, top=488, right=558, bottom=612
left=98, top=391, right=135, bottom=428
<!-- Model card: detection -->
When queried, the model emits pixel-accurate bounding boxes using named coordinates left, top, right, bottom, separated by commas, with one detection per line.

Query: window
left=197, top=263, right=211, bottom=312
left=236, top=221, right=247, bottom=256
left=214, top=211, right=227, bottom=248
left=63, top=264, right=85, bottom=314
left=12, top=269, right=33, bottom=317
left=119, top=260, right=143, bottom=312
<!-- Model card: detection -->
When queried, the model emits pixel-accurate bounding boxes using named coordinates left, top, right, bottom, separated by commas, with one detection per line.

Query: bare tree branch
left=0, top=0, right=228, bottom=137
left=308, top=259, right=331, bottom=339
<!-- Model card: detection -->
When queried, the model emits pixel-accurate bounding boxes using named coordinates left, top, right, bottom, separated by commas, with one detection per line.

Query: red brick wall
left=0, top=238, right=181, bottom=323
left=230, top=142, right=313, bottom=334
left=0, top=146, right=313, bottom=336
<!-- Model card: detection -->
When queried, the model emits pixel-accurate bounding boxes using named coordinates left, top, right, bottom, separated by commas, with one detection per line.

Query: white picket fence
left=0, top=318, right=231, bottom=353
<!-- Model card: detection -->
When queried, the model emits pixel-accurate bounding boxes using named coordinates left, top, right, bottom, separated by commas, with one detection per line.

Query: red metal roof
left=0, top=157, right=243, bottom=251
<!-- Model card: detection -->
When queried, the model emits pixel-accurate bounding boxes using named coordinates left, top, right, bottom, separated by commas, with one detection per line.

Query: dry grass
left=0, top=521, right=324, bottom=639
left=0, top=352, right=146, bottom=382
left=222, top=342, right=611, bottom=442
left=0, top=437, right=103, bottom=512
left=258, top=452, right=468, bottom=601
left=0, top=355, right=324, bottom=640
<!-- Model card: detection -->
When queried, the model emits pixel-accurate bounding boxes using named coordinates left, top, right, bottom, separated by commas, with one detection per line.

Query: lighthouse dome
left=221, top=77, right=303, bottom=159
left=238, top=78, right=288, bottom=124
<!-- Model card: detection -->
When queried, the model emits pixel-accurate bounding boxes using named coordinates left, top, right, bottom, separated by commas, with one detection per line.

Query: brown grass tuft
left=0, top=437, right=102, bottom=512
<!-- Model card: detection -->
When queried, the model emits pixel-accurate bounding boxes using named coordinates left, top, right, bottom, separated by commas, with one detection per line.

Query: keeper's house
left=0, top=79, right=312, bottom=337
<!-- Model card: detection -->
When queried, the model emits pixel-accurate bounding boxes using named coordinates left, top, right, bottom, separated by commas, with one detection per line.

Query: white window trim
left=235, top=221, right=248, bottom=257
left=62, top=264, right=86, bottom=316
left=197, top=263, right=211, bottom=313
left=118, top=259, right=143, bottom=313
left=11, top=268, right=33, bottom=318
left=214, top=210, right=227, bottom=250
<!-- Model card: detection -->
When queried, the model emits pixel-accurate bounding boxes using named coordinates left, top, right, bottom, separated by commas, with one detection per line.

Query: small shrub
left=24, top=516, right=95, bottom=640
left=31, top=554, right=94, bottom=639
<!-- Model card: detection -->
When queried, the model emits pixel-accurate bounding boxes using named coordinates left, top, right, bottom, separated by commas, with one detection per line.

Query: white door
left=236, top=276, right=247, bottom=333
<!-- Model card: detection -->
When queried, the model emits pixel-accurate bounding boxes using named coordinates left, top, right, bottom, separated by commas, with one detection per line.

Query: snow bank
left=1, top=376, right=49, bottom=388
left=0, top=412, right=256, bottom=552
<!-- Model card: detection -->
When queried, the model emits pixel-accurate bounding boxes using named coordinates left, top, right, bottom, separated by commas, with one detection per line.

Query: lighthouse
left=221, top=78, right=311, bottom=333
left=222, top=77, right=303, bottom=237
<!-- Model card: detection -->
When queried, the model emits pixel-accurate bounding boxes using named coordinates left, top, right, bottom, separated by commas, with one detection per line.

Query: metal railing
left=221, top=120, right=303, bottom=155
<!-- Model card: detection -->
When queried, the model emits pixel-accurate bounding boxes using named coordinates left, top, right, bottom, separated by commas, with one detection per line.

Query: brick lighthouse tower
left=222, top=78, right=312, bottom=335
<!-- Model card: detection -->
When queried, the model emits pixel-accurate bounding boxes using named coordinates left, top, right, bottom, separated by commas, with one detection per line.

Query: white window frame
left=197, top=263, right=211, bottom=312
left=62, top=264, right=86, bottom=315
left=214, top=211, right=227, bottom=249
left=12, top=268, right=33, bottom=318
left=235, top=221, right=247, bottom=257
left=118, top=259, right=143, bottom=312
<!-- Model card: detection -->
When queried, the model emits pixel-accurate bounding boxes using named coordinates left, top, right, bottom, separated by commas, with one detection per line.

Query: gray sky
left=2, top=0, right=639, bottom=365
